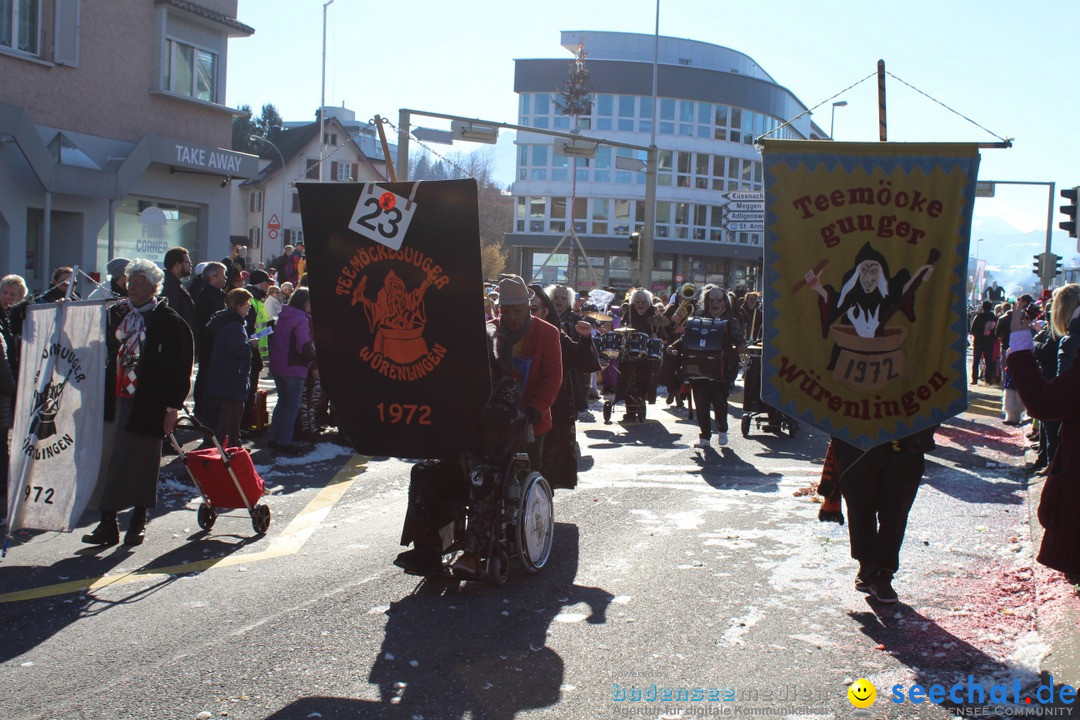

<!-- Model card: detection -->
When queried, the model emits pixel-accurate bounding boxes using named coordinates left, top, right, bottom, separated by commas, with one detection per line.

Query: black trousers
left=691, top=378, right=730, bottom=436
left=972, top=345, right=994, bottom=382
left=837, top=442, right=923, bottom=577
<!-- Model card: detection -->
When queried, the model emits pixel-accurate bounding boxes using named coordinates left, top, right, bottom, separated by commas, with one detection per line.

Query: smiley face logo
left=847, top=678, right=876, bottom=708
left=379, top=192, right=396, bottom=212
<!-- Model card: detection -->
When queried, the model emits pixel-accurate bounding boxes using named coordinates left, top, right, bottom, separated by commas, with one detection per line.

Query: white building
left=234, top=116, right=385, bottom=265
left=508, top=31, right=826, bottom=294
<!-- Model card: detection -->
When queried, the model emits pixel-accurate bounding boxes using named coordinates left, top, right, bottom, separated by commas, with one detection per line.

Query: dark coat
left=104, top=301, right=194, bottom=437
left=194, top=284, right=227, bottom=360
left=207, top=309, right=251, bottom=402
left=163, top=272, right=196, bottom=346
left=0, top=332, right=14, bottom=430
left=969, top=310, right=997, bottom=349
left=1057, top=317, right=1080, bottom=376
left=1009, top=336, right=1080, bottom=576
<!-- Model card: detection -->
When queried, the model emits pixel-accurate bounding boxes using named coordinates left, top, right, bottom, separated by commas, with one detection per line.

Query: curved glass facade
left=507, top=32, right=823, bottom=293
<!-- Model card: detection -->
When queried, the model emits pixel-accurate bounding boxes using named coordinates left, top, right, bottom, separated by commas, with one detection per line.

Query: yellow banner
left=761, top=142, right=979, bottom=449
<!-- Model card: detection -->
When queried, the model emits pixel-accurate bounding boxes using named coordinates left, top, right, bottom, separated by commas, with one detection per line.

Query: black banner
left=298, top=180, right=490, bottom=459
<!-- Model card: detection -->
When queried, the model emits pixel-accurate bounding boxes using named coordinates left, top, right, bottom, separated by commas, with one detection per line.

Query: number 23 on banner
left=349, top=183, right=419, bottom=251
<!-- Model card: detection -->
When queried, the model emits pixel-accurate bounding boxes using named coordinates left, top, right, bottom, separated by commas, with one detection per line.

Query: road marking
left=0, top=455, right=367, bottom=604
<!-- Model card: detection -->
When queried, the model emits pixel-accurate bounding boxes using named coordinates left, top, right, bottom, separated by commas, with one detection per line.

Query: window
left=248, top=227, right=261, bottom=248
left=323, top=133, right=338, bottom=146
left=331, top=161, right=356, bottom=182
left=292, top=192, right=301, bottom=213
left=249, top=190, right=262, bottom=213
left=306, top=159, right=319, bottom=180
left=163, top=14, right=223, bottom=103
left=529, top=197, right=546, bottom=232
left=550, top=197, right=567, bottom=233
left=284, top=229, right=304, bottom=244
left=0, top=0, right=39, bottom=55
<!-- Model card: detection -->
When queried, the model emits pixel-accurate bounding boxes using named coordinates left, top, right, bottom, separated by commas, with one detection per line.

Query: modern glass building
left=507, top=31, right=826, bottom=295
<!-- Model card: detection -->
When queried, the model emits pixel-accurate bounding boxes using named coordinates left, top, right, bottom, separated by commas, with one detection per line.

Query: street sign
left=721, top=191, right=765, bottom=202
left=267, top=214, right=280, bottom=230
left=722, top=211, right=765, bottom=222
left=725, top=222, right=764, bottom=232
left=675, top=273, right=685, bottom=283
left=615, top=156, right=646, bottom=172
left=412, top=127, right=453, bottom=145
left=729, top=201, right=765, bottom=212
left=975, top=181, right=996, bottom=198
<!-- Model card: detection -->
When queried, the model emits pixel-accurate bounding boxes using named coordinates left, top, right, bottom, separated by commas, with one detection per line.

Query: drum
left=600, top=332, right=623, bottom=359
left=683, top=317, right=728, bottom=351
left=646, top=337, right=665, bottom=360
left=680, top=318, right=728, bottom=378
left=624, top=331, right=649, bottom=360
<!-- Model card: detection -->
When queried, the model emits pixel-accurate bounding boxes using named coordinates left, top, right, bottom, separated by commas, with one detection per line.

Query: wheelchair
left=395, top=380, right=556, bottom=585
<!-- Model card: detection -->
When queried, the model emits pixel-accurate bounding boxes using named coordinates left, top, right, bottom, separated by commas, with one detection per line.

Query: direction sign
left=412, top=127, right=453, bottom=145
left=723, top=211, right=765, bottom=222
left=729, top=201, right=765, bottom=212
left=725, top=222, right=764, bottom=232
left=721, top=191, right=765, bottom=202
left=975, top=181, right=996, bottom=198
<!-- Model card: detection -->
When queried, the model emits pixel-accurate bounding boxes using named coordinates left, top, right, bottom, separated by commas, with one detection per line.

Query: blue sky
left=228, top=0, right=1080, bottom=266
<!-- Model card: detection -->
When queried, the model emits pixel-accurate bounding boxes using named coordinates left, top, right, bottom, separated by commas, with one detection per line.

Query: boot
left=124, top=508, right=147, bottom=546
left=82, top=511, right=119, bottom=546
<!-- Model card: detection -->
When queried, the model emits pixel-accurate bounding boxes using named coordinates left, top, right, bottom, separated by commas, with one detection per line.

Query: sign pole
left=877, top=59, right=887, bottom=142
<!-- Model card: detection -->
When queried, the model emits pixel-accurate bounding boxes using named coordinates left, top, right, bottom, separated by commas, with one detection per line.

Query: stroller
left=740, top=343, right=798, bottom=438
left=395, top=377, right=555, bottom=585
left=169, top=415, right=272, bottom=535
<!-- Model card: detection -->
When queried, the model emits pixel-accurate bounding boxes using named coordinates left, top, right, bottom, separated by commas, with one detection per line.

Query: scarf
left=493, top=315, right=531, bottom=382
left=115, top=298, right=161, bottom=397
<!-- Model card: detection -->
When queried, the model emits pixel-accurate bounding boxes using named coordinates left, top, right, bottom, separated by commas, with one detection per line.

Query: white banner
left=7, top=301, right=108, bottom=532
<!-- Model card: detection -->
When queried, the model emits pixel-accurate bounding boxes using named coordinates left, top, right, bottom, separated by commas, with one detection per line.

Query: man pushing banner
left=760, top=141, right=979, bottom=449
left=6, top=300, right=107, bottom=536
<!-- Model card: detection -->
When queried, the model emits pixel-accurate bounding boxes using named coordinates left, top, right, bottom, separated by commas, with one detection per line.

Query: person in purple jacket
left=267, top=287, right=315, bottom=454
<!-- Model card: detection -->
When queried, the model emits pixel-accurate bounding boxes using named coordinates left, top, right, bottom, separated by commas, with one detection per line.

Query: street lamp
left=319, top=0, right=335, bottom=182
left=250, top=135, right=287, bottom=256
left=830, top=101, right=848, bottom=140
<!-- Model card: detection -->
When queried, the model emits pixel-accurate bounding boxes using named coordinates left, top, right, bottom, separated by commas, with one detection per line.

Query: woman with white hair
left=83, top=259, right=194, bottom=547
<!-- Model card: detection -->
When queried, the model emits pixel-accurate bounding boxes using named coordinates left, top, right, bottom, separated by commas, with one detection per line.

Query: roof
left=243, top=117, right=385, bottom=187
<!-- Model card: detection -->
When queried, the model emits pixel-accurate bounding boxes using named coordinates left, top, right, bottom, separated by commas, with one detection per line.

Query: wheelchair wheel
left=516, top=473, right=554, bottom=574
left=741, top=415, right=751, bottom=437
left=603, top=401, right=613, bottom=424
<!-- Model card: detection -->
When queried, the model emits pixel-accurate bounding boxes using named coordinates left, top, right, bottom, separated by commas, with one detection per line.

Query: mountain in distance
left=971, top=215, right=1077, bottom=294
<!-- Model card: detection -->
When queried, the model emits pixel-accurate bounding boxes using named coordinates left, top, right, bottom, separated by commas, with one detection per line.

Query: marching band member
left=617, top=288, right=666, bottom=421
left=670, top=285, right=745, bottom=448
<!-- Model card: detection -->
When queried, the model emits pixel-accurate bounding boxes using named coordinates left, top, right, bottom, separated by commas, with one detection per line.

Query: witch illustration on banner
left=801, top=241, right=938, bottom=390
left=352, top=269, right=435, bottom=365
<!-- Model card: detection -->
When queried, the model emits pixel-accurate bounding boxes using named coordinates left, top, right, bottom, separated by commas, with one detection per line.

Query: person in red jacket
left=487, top=274, right=562, bottom=465
left=449, top=275, right=562, bottom=577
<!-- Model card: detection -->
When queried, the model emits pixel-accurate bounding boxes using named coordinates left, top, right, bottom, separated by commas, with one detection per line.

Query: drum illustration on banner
left=298, top=180, right=490, bottom=460
left=760, top=141, right=980, bottom=449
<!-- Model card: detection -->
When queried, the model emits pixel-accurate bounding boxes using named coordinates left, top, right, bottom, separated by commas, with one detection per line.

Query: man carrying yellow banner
left=762, top=140, right=981, bottom=603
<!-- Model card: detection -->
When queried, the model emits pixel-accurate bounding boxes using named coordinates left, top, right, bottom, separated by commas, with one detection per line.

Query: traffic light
left=628, top=231, right=640, bottom=262
left=1053, top=253, right=1064, bottom=278
left=1033, top=253, right=1044, bottom=278
left=1060, top=187, right=1079, bottom=238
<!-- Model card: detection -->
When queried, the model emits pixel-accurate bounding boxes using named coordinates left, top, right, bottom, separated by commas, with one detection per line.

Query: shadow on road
left=266, top=523, right=612, bottom=720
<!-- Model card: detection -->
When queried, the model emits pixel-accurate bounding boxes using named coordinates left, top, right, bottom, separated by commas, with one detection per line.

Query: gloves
left=524, top=407, right=542, bottom=426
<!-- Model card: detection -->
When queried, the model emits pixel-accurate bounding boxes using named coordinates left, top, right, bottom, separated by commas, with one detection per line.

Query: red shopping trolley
left=169, top=414, right=271, bottom=535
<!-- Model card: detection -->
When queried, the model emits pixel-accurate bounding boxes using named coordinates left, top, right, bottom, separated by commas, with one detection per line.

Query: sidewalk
left=967, top=380, right=1080, bottom=695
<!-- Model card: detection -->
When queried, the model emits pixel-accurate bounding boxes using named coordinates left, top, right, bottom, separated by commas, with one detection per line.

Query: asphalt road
left=0, top=382, right=1069, bottom=720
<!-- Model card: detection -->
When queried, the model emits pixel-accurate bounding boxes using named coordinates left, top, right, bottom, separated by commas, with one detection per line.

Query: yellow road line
left=0, top=455, right=367, bottom=604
